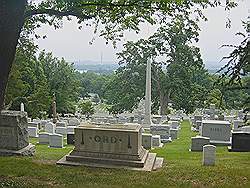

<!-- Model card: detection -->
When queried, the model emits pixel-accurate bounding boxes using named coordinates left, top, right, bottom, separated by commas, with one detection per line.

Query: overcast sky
left=35, top=0, right=249, bottom=66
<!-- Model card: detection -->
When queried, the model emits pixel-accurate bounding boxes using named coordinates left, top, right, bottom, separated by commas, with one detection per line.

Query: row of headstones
left=91, top=116, right=133, bottom=124
left=90, top=113, right=184, bottom=126
left=191, top=114, right=250, bottom=133
left=33, top=121, right=181, bottom=150
left=27, top=117, right=81, bottom=136
left=37, top=132, right=75, bottom=148
left=30, top=117, right=81, bottom=126
left=142, top=120, right=181, bottom=149
left=27, top=118, right=82, bottom=149
left=27, top=124, right=78, bottom=138
left=191, top=131, right=250, bottom=152
left=190, top=119, right=250, bottom=152
left=195, top=104, right=247, bottom=121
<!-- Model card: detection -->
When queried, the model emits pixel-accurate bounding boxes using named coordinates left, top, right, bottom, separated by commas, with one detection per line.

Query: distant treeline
left=74, top=63, right=119, bottom=74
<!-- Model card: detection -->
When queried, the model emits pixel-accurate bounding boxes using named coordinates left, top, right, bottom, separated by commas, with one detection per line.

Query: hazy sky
left=35, top=0, right=249, bottom=66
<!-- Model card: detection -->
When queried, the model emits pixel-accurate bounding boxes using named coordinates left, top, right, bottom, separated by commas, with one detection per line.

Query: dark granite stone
left=231, top=132, right=250, bottom=152
left=67, top=133, right=75, bottom=145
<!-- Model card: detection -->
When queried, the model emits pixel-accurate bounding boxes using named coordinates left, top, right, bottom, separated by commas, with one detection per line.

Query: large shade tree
left=105, top=15, right=208, bottom=114
left=0, top=0, right=236, bottom=110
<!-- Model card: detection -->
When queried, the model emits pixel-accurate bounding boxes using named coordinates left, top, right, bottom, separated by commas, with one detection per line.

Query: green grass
left=0, top=120, right=250, bottom=188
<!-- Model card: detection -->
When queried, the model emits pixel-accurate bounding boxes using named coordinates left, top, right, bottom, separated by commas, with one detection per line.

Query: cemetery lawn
left=0, top=121, right=250, bottom=188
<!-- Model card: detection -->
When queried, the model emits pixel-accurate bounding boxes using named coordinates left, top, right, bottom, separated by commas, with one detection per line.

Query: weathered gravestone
left=194, top=115, right=203, bottom=127
left=194, top=120, right=202, bottom=131
left=142, top=133, right=152, bottom=149
left=170, top=129, right=178, bottom=140
left=150, top=125, right=171, bottom=143
left=240, top=126, right=250, bottom=132
left=56, top=126, right=67, bottom=135
left=56, top=121, right=67, bottom=127
left=28, top=127, right=38, bottom=138
left=45, top=122, right=55, bottom=134
left=152, top=135, right=162, bottom=147
left=228, top=132, right=250, bottom=152
left=170, top=121, right=179, bottom=129
left=68, top=118, right=80, bottom=126
left=233, top=120, right=244, bottom=131
left=201, top=120, right=231, bottom=145
left=203, top=145, right=216, bottom=166
left=57, top=123, right=163, bottom=171
left=67, top=126, right=76, bottom=134
left=0, top=111, right=35, bottom=156
left=28, top=122, right=39, bottom=129
left=38, top=133, right=50, bottom=144
left=49, top=134, right=63, bottom=148
left=224, top=115, right=235, bottom=123
left=191, top=136, right=210, bottom=152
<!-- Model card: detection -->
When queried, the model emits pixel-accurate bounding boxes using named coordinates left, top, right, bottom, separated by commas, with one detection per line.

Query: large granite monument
left=201, top=120, right=231, bottom=145
left=57, top=123, right=163, bottom=171
left=0, top=111, right=35, bottom=156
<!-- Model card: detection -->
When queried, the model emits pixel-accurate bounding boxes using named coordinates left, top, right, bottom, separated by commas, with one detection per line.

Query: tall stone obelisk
left=248, top=9, right=250, bottom=40
left=52, top=93, right=57, bottom=123
left=143, top=58, right=152, bottom=127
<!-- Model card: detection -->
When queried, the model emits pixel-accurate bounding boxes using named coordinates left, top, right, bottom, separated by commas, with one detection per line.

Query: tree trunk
left=0, top=0, right=26, bottom=111
left=159, top=91, right=170, bottom=115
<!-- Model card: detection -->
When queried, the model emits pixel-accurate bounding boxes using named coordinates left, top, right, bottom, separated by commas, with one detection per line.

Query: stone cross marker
left=143, top=58, right=152, bottom=127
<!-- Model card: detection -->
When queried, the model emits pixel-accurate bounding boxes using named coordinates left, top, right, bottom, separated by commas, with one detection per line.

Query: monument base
left=57, top=123, right=163, bottom=171
left=210, top=140, right=231, bottom=146
left=228, top=146, right=250, bottom=152
left=0, top=143, right=35, bottom=156
left=57, top=151, right=163, bottom=172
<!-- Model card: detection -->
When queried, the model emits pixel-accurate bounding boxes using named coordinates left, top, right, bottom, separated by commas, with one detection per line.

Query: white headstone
left=28, top=127, right=38, bottom=138
left=241, top=126, right=250, bottom=133
left=28, top=122, right=39, bottom=129
left=150, top=125, right=170, bottom=139
left=233, top=120, right=244, bottom=130
left=27, top=117, right=32, bottom=122
left=67, top=126, right=76, bottom=134
left=224, top=115, right=235, bottom=123
left=56, top=122, right=67, bottom=127
left=20, top=103, right=25, bottom=112
left=68, top=118, right=80, bottom=126
left=38, top=133, right=50, bottom=144
left=49, top=134, right=63, bottom=148
left=171, top=121, right=179, bottom=129
left=45, top=122, right=55, bottom=134
left=203, top=145, right=216, bottom=166
left=56, top=126, right=67, bottom=135
left=152, top=135, right=162, bottom=147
